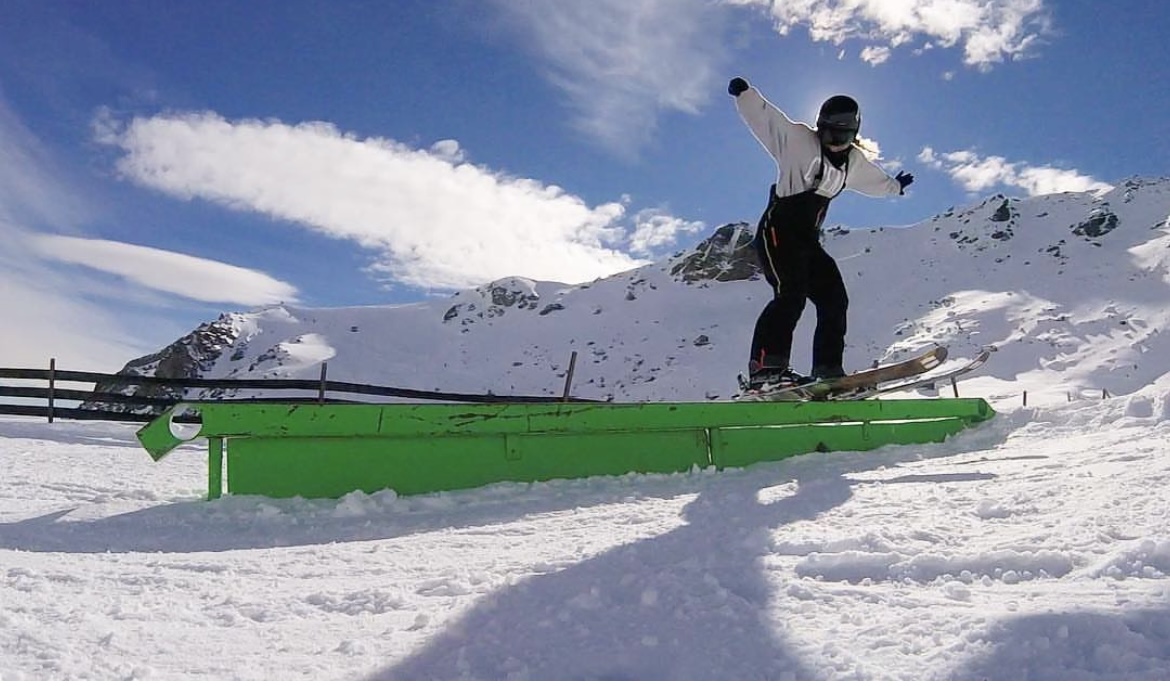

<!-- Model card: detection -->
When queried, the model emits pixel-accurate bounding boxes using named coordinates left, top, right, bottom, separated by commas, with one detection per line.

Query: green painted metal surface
left=137, top=398, right=996, bottom=500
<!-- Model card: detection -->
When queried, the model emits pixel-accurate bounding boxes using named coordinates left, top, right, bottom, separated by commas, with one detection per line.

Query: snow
left=3, top=179, right=1170, bottom=678
left=3, top=384, right=1170, bottom=679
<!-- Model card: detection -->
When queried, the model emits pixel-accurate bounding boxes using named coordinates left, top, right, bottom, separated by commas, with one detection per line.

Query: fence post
left=1022, top=390, right=1027, bottom=407
left=47, top=358, right=56, bottom=424
left=318, top=362, right=328, bottom=404
left=561, top=351, right=578, bottom=401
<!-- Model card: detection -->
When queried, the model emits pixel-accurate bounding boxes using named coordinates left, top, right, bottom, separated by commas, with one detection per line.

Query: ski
left=857, top=347, right=994, bottom=399
left=736, top=345, right=948, bottom=402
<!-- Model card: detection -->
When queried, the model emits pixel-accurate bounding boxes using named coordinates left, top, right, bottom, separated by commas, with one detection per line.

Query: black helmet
left=817, top=95, right=860, bottom=147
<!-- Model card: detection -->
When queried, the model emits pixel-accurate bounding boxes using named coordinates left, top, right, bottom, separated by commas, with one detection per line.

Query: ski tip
left=919, top=345, right=948, bottom=370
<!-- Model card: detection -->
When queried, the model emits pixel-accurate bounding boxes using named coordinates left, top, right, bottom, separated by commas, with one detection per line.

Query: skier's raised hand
left=728, top=77, right=749, bottom=97
left=895, top=171, right=914, bottom=194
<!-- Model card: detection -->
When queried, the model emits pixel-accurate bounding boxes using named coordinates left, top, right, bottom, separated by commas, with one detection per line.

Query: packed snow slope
left=2, top=381, right=1170, bottom=678
left=115, top=177, right=1170, bottom=407
left=2, top=177, right=1170, bottom=679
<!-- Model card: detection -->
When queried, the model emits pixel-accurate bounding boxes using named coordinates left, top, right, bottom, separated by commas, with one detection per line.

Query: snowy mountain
left=4, top=177, right=1170, bottom=679
left=111, top=176, right=1170, bottom=406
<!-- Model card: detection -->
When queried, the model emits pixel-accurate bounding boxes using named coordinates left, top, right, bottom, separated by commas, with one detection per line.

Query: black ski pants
left=751, top=189, right=848, bottom=374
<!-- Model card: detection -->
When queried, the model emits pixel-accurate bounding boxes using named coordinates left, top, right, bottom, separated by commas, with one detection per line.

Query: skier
left=728, top=76, right=914, bottom=390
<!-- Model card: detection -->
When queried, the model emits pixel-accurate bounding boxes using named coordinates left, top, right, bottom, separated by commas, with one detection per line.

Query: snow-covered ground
left=3, top=374, right=1170, bottom=679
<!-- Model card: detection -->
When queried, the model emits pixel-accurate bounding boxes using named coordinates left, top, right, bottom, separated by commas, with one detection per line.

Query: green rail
left=137, top=398, right=996, bottom=500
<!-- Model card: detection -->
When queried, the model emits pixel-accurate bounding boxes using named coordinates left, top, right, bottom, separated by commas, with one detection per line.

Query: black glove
left=895, top=170, right=914, bottom=194
left=728, top=77, right=749, bottom=97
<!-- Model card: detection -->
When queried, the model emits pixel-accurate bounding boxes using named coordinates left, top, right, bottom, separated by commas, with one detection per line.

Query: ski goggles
left=819, top=126, right=858, bottom=147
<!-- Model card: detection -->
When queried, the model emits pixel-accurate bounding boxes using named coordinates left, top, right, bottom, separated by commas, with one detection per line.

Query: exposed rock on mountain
left=83, top=315, right=243, bottom=412
left=668, top=223, right=759, bottom=284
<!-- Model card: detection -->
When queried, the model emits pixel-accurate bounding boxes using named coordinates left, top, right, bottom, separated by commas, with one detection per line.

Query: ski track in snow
left=3, top=385, right=1170, bottom=679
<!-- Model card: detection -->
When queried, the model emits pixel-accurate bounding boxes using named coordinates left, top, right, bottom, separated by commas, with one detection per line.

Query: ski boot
left=745, top=363, right=813, bottom=392
left=809, top=364, right=846, bottom=381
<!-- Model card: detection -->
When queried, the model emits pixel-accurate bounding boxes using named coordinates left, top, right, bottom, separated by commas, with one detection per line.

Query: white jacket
left=734, top=87, right=903, bottom=200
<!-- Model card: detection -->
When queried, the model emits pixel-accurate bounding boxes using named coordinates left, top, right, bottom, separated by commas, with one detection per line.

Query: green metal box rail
left=137, top=398, right=996, bottom=500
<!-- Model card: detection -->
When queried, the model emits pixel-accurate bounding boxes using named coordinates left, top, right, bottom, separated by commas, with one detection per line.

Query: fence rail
left=0, top=358, right=596, bottom=424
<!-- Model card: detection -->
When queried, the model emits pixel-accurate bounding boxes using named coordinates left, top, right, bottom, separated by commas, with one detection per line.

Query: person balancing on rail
left=728, top=76, right=914, bottom=391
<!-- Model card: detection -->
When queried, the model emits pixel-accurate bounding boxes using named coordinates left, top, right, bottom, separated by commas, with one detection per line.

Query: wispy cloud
left=490, top=0, right=724, bottom=155
left=0, top=99, right=135, bottom=370
left=729, top=0, right=1051, bottom=69
left=490, top=0, right=1049, bottom=154
left=30, top=235, right=298, bottom=306
left=859, top=45, right=892, bottom=65
left=919, top=147, right=1112, bottom=196
left=0, top=225, right=141, bottom=371
left=97, top=111, right=706, bottom=290
left=0, top=96, right=301, bottom=370
left=0, top=95, right=89, bottom=230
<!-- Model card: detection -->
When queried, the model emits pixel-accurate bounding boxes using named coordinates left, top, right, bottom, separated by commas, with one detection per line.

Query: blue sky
left=2, top=0, right=1167, bottom=371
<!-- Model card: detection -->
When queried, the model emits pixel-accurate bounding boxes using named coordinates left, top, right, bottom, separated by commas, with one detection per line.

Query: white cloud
left=729, top=0, right=1051, bottom=69
left=490, top=0, right=724, bottom=155
left=859, top=45, right=892, bottom=65
left=0, top=98, right=299, bottom=371
left=0, top=101, right=135, bottom=371
left=429, top=139, right=465, bottom=164
left=919, top=146, right=1112, bottom=196
left=97, top=111, right=705, bottom=290
left=0, top=226, right=143, bottom=371
left=30, top=235, right=299, bottom=306
left=628, top=210, right=706, bottom=256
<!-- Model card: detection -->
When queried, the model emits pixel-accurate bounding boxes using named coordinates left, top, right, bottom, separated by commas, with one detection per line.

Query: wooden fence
left=0, top=356, right=593, bottom=424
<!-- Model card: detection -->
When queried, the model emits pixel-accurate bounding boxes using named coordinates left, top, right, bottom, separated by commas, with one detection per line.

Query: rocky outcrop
left=669, top=223, right=760, bottom=284
left=1073, top=207, right=1120, bottom=238
left=443, top=277, right=543, bottom=325
left=81, top=314, right=241, bottom=412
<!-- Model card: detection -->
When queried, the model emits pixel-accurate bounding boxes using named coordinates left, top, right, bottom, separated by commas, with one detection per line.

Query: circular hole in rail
left=169, top=403, right=202, bottom=441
